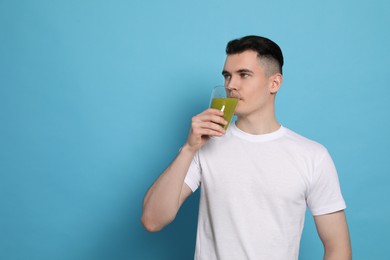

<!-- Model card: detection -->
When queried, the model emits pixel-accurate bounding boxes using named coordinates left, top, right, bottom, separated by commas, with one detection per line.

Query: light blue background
left=1, top=0, right=389, bottom=259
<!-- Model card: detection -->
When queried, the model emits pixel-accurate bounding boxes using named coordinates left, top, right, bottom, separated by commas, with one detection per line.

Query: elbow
left=141, top=217, right=162, bottom=232
left=141, top=213, right=173, bottom=233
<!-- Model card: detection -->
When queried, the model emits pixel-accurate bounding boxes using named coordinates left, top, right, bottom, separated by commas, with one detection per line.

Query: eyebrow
left=222, top=69, right=254, bottom=76
left=237, top=69, right=253, bottom=74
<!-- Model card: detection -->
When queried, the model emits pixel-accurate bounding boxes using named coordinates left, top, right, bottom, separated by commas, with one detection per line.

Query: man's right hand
left=184, top=108, right=227, bottom=152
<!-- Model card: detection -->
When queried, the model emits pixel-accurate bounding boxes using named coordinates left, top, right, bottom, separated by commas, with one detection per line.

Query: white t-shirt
left=184, top=122, right=346, bottom=260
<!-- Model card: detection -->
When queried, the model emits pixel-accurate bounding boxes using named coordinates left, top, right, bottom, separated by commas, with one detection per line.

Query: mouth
left=227, top=89, right=241, bottom=100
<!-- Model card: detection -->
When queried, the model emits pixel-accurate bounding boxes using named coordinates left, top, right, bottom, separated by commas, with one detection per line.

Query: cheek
left=240, top=92, right=268, bottom=110
left=234, top=100, right=244, bottom=114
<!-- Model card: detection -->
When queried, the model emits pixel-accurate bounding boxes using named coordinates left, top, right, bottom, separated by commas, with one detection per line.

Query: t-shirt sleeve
left=184, top=152, right=201, bottom=192
left=306, top=149, right=346, bottom=216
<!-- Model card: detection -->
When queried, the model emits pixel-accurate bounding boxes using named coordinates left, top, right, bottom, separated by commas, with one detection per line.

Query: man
left=141, top=35, right=352, bottom=260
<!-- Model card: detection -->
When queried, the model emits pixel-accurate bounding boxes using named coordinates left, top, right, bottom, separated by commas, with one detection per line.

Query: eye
left=240, top=72, right=249, bottom=78
left=223, top=74, right=231, bottom=81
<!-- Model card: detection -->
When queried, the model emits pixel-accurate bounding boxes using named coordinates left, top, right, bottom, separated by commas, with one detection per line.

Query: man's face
left=222, top=50, right=276, bottom=118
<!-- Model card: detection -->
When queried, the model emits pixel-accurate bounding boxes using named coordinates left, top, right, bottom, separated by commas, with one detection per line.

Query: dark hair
left=226, top=35, right=284, bottom=75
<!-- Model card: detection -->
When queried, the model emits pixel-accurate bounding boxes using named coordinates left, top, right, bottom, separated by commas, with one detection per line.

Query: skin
left=141, top=50, right=351, bottom=259
left=221, top=50, right=282, bottom=134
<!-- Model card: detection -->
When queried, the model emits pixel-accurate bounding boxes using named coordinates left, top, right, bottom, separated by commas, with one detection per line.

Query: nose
left=225, top=77, right=238, bottom=90
left=225, top=86, right=241, bottom=99
left=225, top=76, right=240, bottom=95
left=225, top=73, right=243, bottom=91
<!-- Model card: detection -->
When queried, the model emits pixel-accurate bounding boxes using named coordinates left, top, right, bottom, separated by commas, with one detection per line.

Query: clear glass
left=209, top=85, right=240, bottom=130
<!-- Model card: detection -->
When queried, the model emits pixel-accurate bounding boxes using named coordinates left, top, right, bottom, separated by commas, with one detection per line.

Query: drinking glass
left=209, top=85, right=240, bottom=130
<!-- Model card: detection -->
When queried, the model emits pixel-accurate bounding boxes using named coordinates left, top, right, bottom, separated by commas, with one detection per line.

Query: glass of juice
left=210, top=85, right=240, bottom=130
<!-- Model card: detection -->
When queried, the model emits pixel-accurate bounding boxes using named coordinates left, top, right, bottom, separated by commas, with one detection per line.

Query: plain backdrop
left=1, top=0, right=389, bottom=259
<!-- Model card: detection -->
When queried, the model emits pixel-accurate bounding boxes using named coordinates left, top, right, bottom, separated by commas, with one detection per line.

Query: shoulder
left=281, top=127, right=328, bottom=156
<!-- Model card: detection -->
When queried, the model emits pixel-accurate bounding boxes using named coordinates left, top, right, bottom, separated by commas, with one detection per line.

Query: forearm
left=141, top=144, right=196, bottom=231
left=141, top=108, right=226, bottom=232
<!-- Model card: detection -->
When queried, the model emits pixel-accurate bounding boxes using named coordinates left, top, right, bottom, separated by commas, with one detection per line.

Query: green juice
left=210, top=97, right=238, bottom=130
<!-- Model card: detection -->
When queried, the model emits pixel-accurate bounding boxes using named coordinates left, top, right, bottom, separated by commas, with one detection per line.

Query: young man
left=141, top=35, right=352, bottom=260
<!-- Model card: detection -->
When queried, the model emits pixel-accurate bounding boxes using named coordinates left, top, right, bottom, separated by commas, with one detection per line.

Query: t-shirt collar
left=230, top=121, right=286, bottom=142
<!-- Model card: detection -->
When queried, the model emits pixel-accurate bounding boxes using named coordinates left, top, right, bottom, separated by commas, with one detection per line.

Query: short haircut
left=226, top=35, right=284, bottom=75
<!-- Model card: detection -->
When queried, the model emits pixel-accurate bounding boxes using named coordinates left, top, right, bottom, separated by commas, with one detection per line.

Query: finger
left=203, top=108, right=224, bottom=116
left=192, top=121, right=226, bottom=135
left=192, top=114, right=227, bottom=126
left=192, top=126, right=225, bottom=137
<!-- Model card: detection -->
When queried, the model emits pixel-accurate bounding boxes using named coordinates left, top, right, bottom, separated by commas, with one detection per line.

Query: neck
left=235, top=113, right=280, bottom=135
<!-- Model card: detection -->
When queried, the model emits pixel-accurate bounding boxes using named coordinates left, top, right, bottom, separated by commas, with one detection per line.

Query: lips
left=228, top=89, right=241, bottom=99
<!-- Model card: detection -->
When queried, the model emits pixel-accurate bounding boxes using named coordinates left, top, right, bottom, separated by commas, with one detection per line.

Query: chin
left=234, top=103, right=243, bottom=115
left=234, top=110, right=243, bottom=117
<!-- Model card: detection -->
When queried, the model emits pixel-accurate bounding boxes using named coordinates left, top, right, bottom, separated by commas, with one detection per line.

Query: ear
left=269, top=73, right=283, bottom=94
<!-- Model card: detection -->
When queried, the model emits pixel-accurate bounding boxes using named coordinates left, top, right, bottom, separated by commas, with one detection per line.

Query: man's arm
left=141, top=146, right=196, bottom=232
left=141, top=108, right=227, bottom=232
left=314, top=210, right=352, bottom=260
